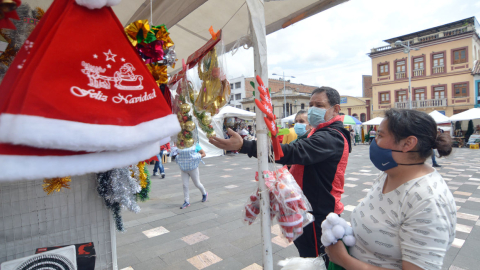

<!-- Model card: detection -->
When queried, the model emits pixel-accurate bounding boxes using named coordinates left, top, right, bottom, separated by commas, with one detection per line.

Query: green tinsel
left=137, top=165, right=151, bottom=202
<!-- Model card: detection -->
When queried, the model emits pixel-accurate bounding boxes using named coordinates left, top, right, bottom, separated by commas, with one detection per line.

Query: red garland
left=255, top=75, right=284, bottom=160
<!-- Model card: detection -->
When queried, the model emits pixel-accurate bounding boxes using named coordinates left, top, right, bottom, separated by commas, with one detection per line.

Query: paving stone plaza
left=117, top=145, right=480, bottom=270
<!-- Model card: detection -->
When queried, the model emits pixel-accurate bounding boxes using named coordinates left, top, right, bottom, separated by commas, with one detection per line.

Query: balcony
left=395, top=72, right=406, bottom=79
left=432, top=65, right=444, bottom=74
left=370, top=25, right=473, bottom=54
left=394, top=98, right=447, bottom=109
left=413, top=69, right=424, bottom=77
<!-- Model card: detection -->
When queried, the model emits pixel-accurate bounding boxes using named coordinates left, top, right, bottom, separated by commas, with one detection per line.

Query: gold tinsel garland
left=42, top=177, right=72, bottom=195
left=137, top=162, right=148, bottom=189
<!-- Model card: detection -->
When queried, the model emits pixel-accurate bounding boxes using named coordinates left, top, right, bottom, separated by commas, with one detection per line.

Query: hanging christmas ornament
left=177, top=131, right=185, bottom=141
left=184, top=138, right=194, bottom=148
left=180, top=103, right=191, bottom=114
left=185, top=120, right=195, bottom=131
left=201, top=114, right=212, bottom=126
left=206, top=130, right=216, bottom=139
left=42, top=176, right=71, bottom=195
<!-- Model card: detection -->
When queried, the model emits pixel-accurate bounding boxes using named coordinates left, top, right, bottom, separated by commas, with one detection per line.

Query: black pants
left=294, top=219, right=330, bottom=266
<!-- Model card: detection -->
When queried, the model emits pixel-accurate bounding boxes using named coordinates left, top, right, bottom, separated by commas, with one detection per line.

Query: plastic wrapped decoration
left=243, top=166, right=314, bottom=242
left=170, top=75, right=196, bottom=149
left=189, top=30, right=230, bottom=116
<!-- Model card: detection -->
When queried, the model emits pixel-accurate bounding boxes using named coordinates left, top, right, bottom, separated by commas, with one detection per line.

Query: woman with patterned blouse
left=326, top=109, right=456, bottom=270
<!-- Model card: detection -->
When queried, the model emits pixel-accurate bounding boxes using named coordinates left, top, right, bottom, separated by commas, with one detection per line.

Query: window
left=235, top=93, right=241, bottom=100
left=414, top=88, right=425, bottom=101
left=352, top=113, right=358, bottom=119
left=230, top=83, right=234, bottom=89
left=396, top=90, right=407, bottom=102
left=379, top=63, right=389, bottom=76
left=246, top=107, right=250, bottom=111
left=396, top=61, right=406, bottom=73
left=235, top=82, right=241, bottom=89
left=477, top=82, right=480, bottom=105
left=301, top=103, right=305, bottom=110
left=413, top=57, right=424, bottom=70
left=432, top=53, right=444, bottom=67
left=433, top=86, right=445, bottom=99
left=452, top=48, right=467, bottom=64
left=454, top=83, right=468, bottom=98
left=230, top=95, right=233, bottom=100
left=380, top=92, right=390, bottom=104
left=236, top=105, right=241, bottom=109
left=360, top=113, right=366, bottom=122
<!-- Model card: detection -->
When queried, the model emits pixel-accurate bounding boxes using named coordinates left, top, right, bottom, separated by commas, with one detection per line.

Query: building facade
left=369, top=17, right=480, bottom=117
left=473, top=60, right=480, bottom=108
left=339, top=96, right=371, bottom=123
left=228, top=76, right=247, bottom=109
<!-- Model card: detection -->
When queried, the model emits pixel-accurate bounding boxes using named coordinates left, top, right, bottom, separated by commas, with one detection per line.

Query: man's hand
left=209, top=128, right=243, bottom=151
left=325, top=241, right=349, bottom=268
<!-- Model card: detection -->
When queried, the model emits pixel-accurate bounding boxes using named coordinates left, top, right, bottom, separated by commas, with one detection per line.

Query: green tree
left=465, top=120, right=474, bottom=142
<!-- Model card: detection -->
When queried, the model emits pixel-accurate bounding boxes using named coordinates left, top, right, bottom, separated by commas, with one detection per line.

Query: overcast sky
left=225, top=0, right=480, bottom=97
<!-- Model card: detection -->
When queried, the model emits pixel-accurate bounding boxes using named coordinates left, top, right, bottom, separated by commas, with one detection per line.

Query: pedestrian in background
left=432, top=128, right=444, bottom=167
left=282, top=120, right=298, bottom=144
left=153, top=143, right=169, bottom=178
left=369, top=127, right=376, bottom=144
left=350, top=129, right=356, bottom=146
left=176, top=143, right=208, bottom=209
left=290, top=110, right=311, bottom=144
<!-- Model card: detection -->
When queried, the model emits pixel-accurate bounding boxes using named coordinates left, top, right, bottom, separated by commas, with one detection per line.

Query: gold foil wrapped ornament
left=180, top=103, right=191, bottom=114
left=184, top=138, right=194, bottom=148
left=137, top=162, right=148, bottom=189
left=195, top=47, right=229, bottom=115
left=124, top=19, right=151, bottom=47
left=146, top=64, right=168, bottom=85
left=185, top=121, right=195, bottom=131
left=207, top=130, right=216, bottom=139
left=177, top=139, right=185, bottom=149
left=177, top=132, right=185, bottom=141
left=177, top=112, right=183, bottom=122
left=202, top=114, right=212, bottom=126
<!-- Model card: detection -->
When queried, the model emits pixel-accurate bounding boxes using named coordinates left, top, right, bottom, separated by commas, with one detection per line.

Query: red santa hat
left=0, top=0, right=180, bottom=152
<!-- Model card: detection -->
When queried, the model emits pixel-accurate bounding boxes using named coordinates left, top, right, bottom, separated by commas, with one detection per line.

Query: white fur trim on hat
left=0, top=141, right=160, bottom=182
left=0, top=114, right=180, bottom=152
left=76, top=0, right=121, bottom=9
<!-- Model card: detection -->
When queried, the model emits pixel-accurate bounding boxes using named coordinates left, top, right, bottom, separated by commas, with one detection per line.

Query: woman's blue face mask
left=294, top=123, right=308, bottom=136
left=369, top=139, right=423, bottom=171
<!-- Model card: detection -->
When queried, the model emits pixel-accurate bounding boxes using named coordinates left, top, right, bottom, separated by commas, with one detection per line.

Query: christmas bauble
left=177, top=112, right=183, bottom=122
left=207, top=130, right=216, bottom=139
left=177, top=132, right=185, bottom=141
left=180, top=122, right=186, bottom=130
left=202, top=114, right=212, bottom=126
left=180, top=103, right=191, bottom=114
left=184, top=138, right=194, bottom=148
left=185, top=121, right=196, bottom=131
left=177, top=139, right=185, bottom=149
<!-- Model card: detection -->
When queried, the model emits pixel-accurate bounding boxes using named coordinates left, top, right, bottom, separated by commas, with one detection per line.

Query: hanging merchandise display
left=0, top=0, right=180, bottom=153
left=244, top=166, right=313, bottom=242
left=255, top=75, right=283, bottom=160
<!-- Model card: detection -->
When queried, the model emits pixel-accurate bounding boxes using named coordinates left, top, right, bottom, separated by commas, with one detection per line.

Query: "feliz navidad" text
left=70, top=86, right=157, bottom=104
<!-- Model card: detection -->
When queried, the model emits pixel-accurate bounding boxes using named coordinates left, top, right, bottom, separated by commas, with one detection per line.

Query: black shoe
left=202, top=192, right=208, bottom=202
left=432, top=164, right=441, bottom=167
left=161, top=173, right=165, bottom=179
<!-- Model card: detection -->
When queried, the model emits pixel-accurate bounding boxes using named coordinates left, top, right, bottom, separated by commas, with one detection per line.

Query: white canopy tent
left=361, top=117, right=384, bottom=126
left=449, top=108, right=480, bottom=121
left=200, top=106, right=256, bottom=157
left=429, top=110, right=451, bottom=124
left=280, top=113, right=296, bottom=125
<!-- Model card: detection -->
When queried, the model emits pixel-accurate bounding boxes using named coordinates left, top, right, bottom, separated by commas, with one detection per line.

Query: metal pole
left=246, top=0, right=273, bottom=269
left=283, top=71, right=286, bottom=119
left=407, top=41, right=412, bottom=110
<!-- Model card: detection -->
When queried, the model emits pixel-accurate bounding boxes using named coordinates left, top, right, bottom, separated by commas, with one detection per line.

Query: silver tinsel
left=129, top=163, right=140, bottom=182
left=163, top=45, right=177, bottom=67
left=105, top=167, right=141, bottom=213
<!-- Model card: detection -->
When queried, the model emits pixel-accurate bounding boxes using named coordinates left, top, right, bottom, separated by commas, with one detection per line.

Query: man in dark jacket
left=209, top=87, right=351, bottom=262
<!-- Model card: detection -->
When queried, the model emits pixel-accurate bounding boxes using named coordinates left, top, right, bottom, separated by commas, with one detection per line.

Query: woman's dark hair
left=384, top=109, right=452, bottom=159
left=295, top=110, right=308, bottom=120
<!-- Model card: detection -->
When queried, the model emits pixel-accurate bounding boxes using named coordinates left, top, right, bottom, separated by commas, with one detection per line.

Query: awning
left=361, top=117, right=384, bottom=126
left=449, top=108, right=480, bottom=121
left=428, top=110, right=450, bottom=124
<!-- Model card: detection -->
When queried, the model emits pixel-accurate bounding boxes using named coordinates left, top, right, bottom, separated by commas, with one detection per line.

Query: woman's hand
left=209, top=128, right=243, bottom=151
left=325, top=241, right=350, bottom=268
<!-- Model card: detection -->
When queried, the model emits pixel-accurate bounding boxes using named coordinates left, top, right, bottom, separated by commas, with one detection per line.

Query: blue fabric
left=176, top=146, right=202, bottom=171
left=195, top=143, right=202, bottom=152
left=353, top=117, right=362, bottom=125
left=369, top=139, right=399, bottom=171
